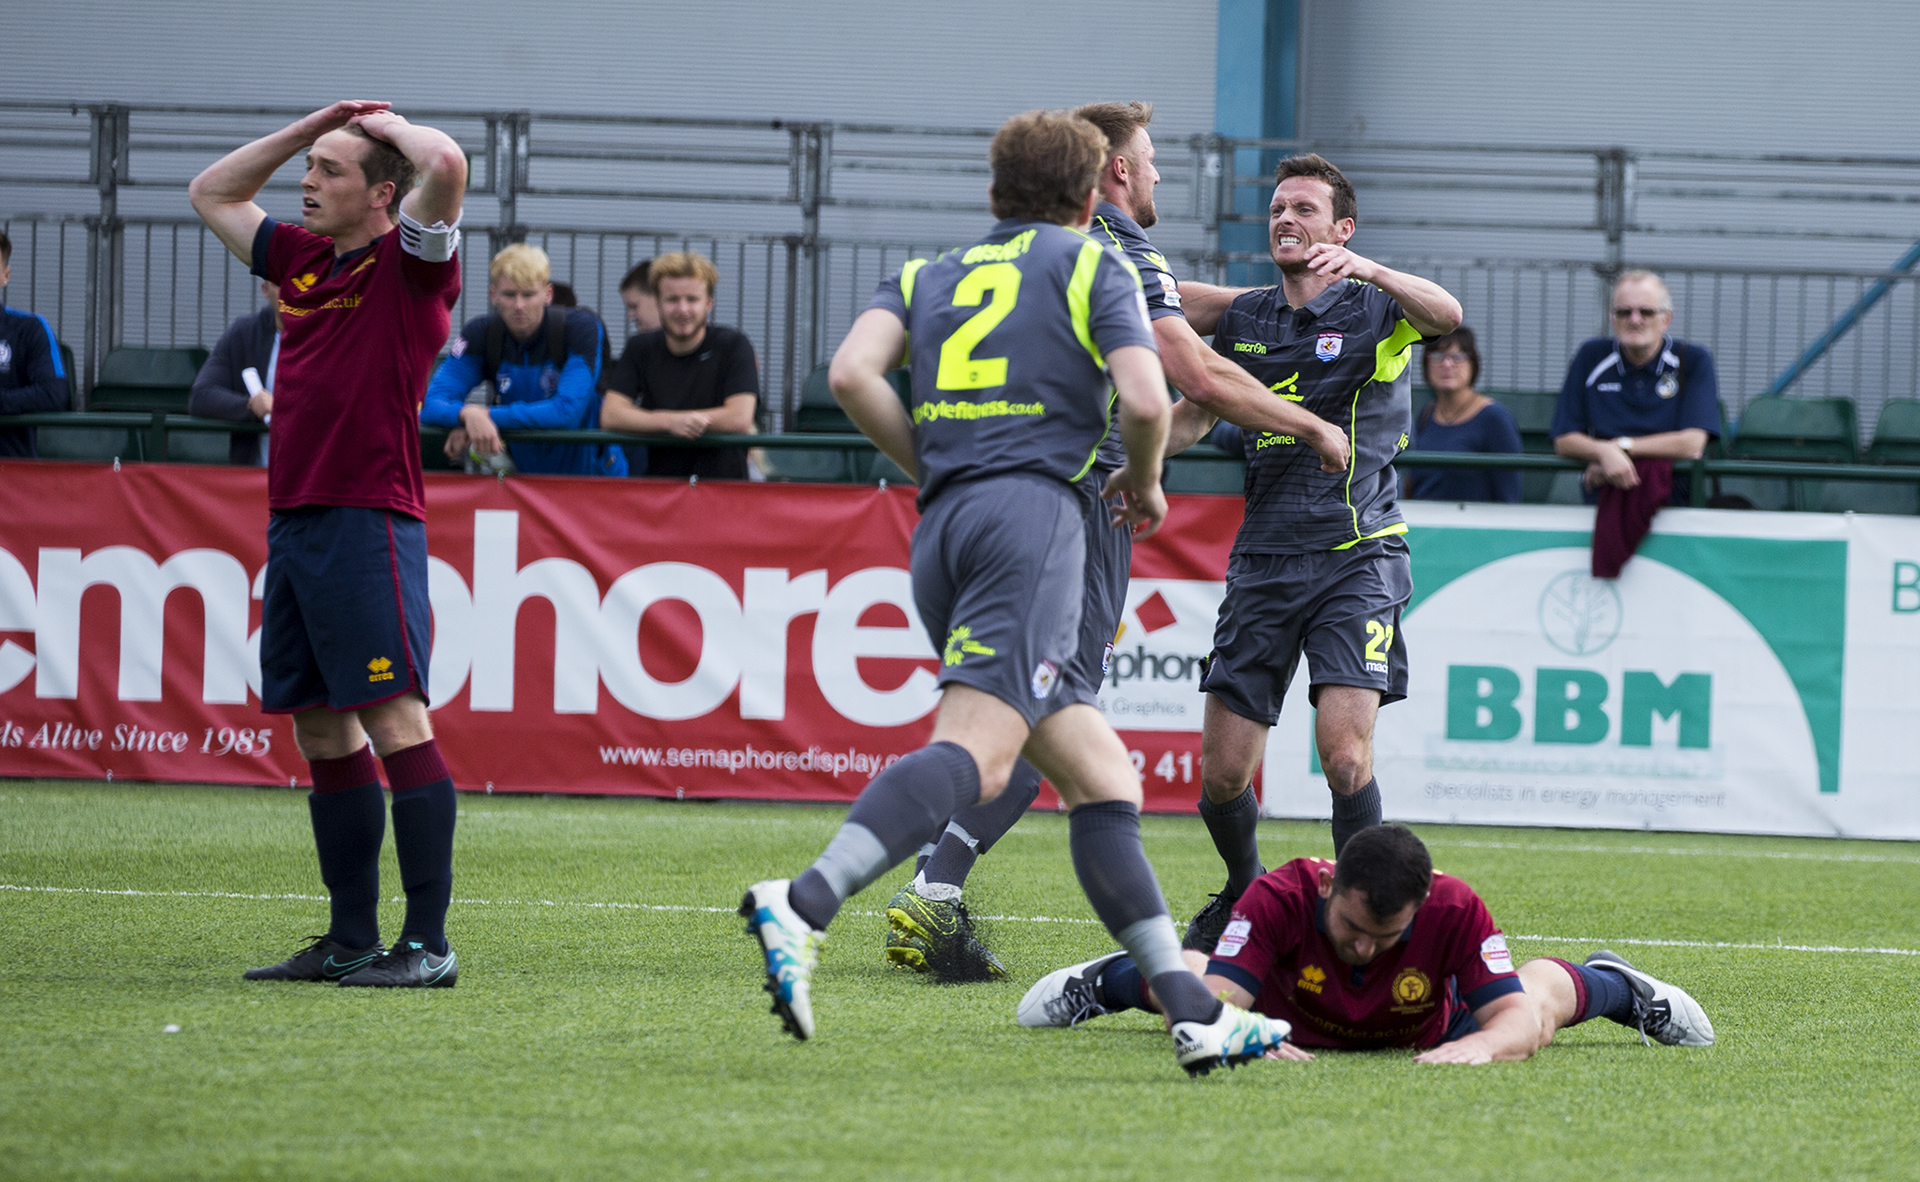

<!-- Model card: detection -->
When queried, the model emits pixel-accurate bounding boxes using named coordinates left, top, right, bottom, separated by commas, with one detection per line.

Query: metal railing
left=8, top=103, right=1920, bottom=439
left=7, top=412, right=1919, bottom=514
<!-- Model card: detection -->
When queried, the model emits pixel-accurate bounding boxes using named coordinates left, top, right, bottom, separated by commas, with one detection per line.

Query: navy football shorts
left=911, top=473, right=1085, bottom=729
left=260, top=506, right=432, bottom=714
left=1200, top=535, right=1412, bottom=726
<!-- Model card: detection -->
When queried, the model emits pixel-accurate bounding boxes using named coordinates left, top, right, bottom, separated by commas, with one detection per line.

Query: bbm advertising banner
left=2, top=462, right=1917, bottom=835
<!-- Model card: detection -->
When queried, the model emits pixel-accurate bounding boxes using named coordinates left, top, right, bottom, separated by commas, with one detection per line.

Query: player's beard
left=1133, top=185, right=1158, bottom=230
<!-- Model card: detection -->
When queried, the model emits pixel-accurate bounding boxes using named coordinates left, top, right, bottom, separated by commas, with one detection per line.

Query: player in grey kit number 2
left=738, top=108, right=1295, bottom=1077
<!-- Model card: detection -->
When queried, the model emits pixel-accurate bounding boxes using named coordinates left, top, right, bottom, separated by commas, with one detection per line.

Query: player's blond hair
left=489, top=244, right=551, bottom=290
left=649, top=252, right=721, bottom=297
left=989, top=110, right=1108, bottom=226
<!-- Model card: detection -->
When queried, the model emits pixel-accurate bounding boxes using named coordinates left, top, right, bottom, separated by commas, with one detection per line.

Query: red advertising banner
left=0, top=461, right=1241, bottom=810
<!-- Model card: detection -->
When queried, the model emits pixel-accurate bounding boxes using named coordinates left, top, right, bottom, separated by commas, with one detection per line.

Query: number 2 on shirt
left=936, top=262, right=1022, bottom=390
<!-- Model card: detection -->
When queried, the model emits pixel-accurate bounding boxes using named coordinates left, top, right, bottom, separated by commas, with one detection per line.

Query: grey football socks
left=920, top=757, right=1043, bottom=892
left=787, top=740, right=982, bottom=931
left=1197, top=786, right=1265, bottom=898
left=1068, top=800, right=1221, bottom=1026
left=1330, top=778, right=1383, bottom=857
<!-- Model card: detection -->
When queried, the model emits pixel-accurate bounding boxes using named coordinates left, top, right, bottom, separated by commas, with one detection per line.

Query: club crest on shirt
left=1030, top=660, right=1058, bottom=700
left=1657, top=373, right=1680, bottom=399
left=1391, top=967, right=1434, bottom=1012
left=0, top=341, right=11, bottom=371
left=1315, top=332, right=1344, bottom=362
left=450, top=336, right=468, bottom=358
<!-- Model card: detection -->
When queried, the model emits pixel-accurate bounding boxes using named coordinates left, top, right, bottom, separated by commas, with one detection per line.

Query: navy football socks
left=1573, top=961, right=1640, bottom=1026
left=306, top=747, right=385, bottom=950
left=1094, top=955, right=1148, bottom=1013
left=384, top=741, right=457, bottom=957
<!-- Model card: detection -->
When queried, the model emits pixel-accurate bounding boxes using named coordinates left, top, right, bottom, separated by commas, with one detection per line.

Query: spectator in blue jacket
left=0, top=230, right=70, bottom=458
left=1404, top=326, right=1523, bottom=503
left=1552, top=270, right=1717, bottom=505
left=421, top=243, right=626, bottom=477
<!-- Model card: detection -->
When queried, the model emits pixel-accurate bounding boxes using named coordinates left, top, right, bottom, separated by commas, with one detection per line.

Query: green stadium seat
left=1866, top=399, right=1920, bottom=466
left=1729, top=397, right=1858, bottom=463
left=33, top=340, right=126, bottom=462
left=88, top=346, right=208, bottom=413
left=1727, top=396, right=1859, bottom=511
left=777, top=364, right=914, bottom=482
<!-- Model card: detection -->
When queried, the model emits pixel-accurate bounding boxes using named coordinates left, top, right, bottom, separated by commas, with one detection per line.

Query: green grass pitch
left=2, top=780, right=1917, bottom=1180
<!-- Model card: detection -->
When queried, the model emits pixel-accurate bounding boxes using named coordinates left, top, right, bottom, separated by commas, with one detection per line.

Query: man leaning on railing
left=1551, top=270, right=1719, bottom=506
left=189, top=279, right=281, bottom=466
left=0, top=230, right=69, bottom=458
left=600, top=251, right=759, bottom=480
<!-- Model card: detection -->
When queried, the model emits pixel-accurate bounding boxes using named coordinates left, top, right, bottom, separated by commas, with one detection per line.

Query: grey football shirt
left=1085, top=201, right=1186, bottom=475
left=1212, top=277, right=1422, bottom=554
left=868, top=218, right=1156, bottom=509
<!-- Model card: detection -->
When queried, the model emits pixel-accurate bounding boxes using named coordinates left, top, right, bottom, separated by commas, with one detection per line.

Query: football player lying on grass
left=1019, top=824, right=1714, bottom=1062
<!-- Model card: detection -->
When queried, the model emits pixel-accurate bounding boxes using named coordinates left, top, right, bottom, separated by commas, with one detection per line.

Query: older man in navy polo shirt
left=1551, top=270, right=1718, bottom=504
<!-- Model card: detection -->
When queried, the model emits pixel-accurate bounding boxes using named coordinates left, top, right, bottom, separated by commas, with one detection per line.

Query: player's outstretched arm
left=1173, top=281, right=1247, bottom=337
left=1300, top=245, right=1462, bottom=338
left=1102, top=344, right=1171, bottom=540
left=1411, top=992, right=1541, bottom=1065
left=828, top=308, right=916, bottom=478
left=1164, top=397, right=1221, bottom=456
left=188, top=100, right=392, bottom=264
left=352, top=111, right=468, bottom=227
left=1154, top=316, right=1349, bottom=473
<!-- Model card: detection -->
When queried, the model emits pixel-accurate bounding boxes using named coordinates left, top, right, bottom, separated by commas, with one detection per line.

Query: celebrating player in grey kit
left=883, top=102, right=1353, bottom=981
left=1169, top=154, right=1462, bottom=953
left=741, top=109, right=1293, bottom=1075
left=191, top=101, right=468, bottom=986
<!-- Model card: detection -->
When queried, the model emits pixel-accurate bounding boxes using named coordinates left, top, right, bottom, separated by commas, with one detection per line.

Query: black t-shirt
left=606, top=324, right=759, bottom=479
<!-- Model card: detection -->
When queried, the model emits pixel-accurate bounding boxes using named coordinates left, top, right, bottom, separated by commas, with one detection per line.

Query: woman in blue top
left=1405, top=326, right=1522, bottom=503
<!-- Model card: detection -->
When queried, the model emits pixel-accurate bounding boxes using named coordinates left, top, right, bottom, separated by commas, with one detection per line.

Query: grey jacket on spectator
left=189, top=304, right=277, bottom=466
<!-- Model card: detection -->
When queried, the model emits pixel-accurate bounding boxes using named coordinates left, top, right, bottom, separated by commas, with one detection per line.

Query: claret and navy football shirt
left=1206, top=857, right=1524, bottom=1050
left=250, top=217, right=461, bottom=520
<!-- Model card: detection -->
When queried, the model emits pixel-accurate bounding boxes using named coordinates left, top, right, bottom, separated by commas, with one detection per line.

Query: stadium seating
left=775, top=364, right=912, bottom=483
left=1809, top=398, right=1920, bottom=514
left=1726, top=396, right=1860, bottom=511
left=88, top=346, right=207, bottom=413
left=35, top=341, right=133, bottom=462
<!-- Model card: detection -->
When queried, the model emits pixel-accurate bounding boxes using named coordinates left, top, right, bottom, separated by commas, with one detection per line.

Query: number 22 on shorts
left=1363, top=619, right=1394, bottom=669
left=937, top=262, right=1022, bottom=390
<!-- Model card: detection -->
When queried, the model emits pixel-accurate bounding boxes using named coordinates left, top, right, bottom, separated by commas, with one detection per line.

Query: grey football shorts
left=1056, top=475, right=1134, bottom=709
left=912, top=472, right=1087, bottom=729
left=1199, top=535, right=1412, bottom=726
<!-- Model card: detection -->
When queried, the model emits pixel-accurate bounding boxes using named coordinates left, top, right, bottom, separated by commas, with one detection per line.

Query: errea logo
left=1296, top=964, right=1327, bottom=994
left=367, top=656, right=395, bottom=683
left=290, top=273, right=318, bottom=293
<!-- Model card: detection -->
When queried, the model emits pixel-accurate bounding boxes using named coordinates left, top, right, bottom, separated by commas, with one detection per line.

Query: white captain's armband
left=398, top=210, right=461, bottom=262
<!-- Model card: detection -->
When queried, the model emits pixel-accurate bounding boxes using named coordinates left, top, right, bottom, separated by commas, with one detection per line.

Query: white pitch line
left=6, top=882, right=1917, bottom=955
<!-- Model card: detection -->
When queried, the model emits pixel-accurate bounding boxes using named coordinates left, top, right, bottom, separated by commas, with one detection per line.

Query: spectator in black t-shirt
left=1404, top=326, right=1523, bottom=504
left=602, top=251, right=759, bottom=480
left=190, top=280, right=281, bottom=466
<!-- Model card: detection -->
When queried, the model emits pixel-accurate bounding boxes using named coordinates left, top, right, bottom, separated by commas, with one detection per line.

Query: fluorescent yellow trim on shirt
left=900, top=258, right=929, bottom=309
left=1373, top=318, right=1422, bottom=383
left=1331, top=522, right=1409, bottom=551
